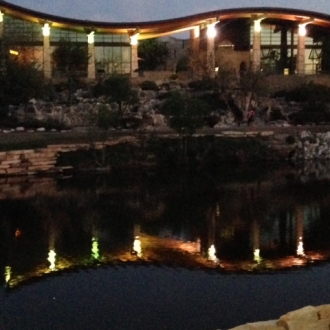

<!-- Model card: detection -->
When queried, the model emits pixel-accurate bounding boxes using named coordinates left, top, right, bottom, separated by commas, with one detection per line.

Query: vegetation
left=0, top=56, right=46, bottom=107
left=161, top=91, right=211, bottom=159
left=138, top=39, right=169, bottom=71
left=93, top=74, right=138, bottom=114
left=52, top=39, right=89, bottom=76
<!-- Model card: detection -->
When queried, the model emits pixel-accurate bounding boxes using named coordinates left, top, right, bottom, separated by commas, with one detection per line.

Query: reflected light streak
left=297, top=237, right=305, bottom=256
left=48, top=249, right=56, bottom=270
left=208, top=244, right=217, bottom=261
left=92, top=237, right=99, bottom=260
left=5, top=266, right=11, bottom=284
left=133, top=236, right=142, bottom=257
left=254, top=249, right=262, bottom=263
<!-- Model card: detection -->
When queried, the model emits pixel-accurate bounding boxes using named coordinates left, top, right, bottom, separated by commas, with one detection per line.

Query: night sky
left=6, top=0, right=330, bottom=22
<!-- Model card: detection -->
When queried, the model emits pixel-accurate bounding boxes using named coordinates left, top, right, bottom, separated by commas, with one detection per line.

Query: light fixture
left=298, top=24, right=307, bottom=37
left=42, top=23, right=50, bottom=37
left=0, top=10, right=3, bottom=23
left=207, top=23, right=217, bottom=38
left=9, top=49, right=18, bottom=56
left=87, top=31, right=95, bottom=44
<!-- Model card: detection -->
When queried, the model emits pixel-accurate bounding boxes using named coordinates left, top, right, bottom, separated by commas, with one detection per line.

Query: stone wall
left=0, top=130, right=329, bottom=177
left=229, top=305, right=330, bottom=330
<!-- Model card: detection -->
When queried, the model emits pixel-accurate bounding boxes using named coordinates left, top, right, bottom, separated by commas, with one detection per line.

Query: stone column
left=87, top=31, right=96, bottom=80
left=130, top=33, right=139, bottom=76
left=206, top=23, right=216, bottom=78
left=42, top=23, right=52, bottom=80
left=189, top=26, right=200, bottom=76
left=0, top=10, right=5, bottom=74
left=0, top=10, right=3, bottom=38
left=252, top=19, right=262, bottom=72
left=296, top=24, right=306, bottom=75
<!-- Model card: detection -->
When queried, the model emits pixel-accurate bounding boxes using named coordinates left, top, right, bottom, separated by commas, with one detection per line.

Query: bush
left=139, top=80, right=159, bottom=91
left=188, top=78, right=215, bottom=91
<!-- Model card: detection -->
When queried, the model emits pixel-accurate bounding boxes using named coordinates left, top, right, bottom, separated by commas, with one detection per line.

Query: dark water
left=1, top=165, right=330, bottom=329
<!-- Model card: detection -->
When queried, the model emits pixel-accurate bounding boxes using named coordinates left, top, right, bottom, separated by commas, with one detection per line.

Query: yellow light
left=0, top=10, right=3, bottom=23
left=5, top=266, right=11, bottom=283
left=133, top=236, right=142, bottom=257
left=42, top=23, right=50, bottom=37
left=9, top=49, right=18, bottom=56
left=208, top=244, right=217, bottom=261
left=48, top=249, right=56, bottom=270
left=193, top=26, right=200, bottom=38
left=130, top=33, right=139, bottom=46
left=207, top=24, right=217, bottom=38
left=297, top=237, right=305, bottom=256
left=87, top=31, right=95, bottom=44
left=298, top=24, right=306, bottom=37
left=254, top=249, right=262, bottom=263
left=254, top=20, right=262, bottom=33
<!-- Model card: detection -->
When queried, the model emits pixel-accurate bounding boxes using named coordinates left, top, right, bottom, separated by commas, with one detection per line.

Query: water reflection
left=1, top=167, right=330, bottom=290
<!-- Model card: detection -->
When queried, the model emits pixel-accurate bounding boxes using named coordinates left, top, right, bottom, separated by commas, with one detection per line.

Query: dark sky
left=7, top=0, right=330, bottom=22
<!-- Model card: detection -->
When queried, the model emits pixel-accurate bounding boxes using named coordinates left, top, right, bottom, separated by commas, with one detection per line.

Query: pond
left=1, top=164, right=330, bottom=330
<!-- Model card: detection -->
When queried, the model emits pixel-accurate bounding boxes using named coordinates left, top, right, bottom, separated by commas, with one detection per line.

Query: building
left=1, top=1, right=330, bottom=79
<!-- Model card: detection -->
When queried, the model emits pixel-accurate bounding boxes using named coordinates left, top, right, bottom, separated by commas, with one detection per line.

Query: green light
left=92, top=237, right=100, bottom=260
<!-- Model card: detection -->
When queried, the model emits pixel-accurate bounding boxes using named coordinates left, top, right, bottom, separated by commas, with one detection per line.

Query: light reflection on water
left=1, top=166, right=330, bottom=329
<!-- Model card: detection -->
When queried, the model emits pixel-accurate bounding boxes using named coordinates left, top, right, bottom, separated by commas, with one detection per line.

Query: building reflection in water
left=1, top=173, right=330, bottom=290
left=92, top=237, right=100, bottom=260
left=47, top=250, right=56, bottom=271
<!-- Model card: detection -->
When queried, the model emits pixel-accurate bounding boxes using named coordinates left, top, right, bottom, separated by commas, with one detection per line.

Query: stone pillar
left=42, top=23, right=52, bottom=80
left=87, top=31, right=96, bottom=80
left=280, top=27, right=288, bottom=74
left=130, top=33, right=139, bottom=76
left=189, top=26, right=200, bottom=76
left=252, top=19, right=262, bottom=72
left=0, top=10, right=3, bottom=38
left=206, top=23, right=216, bottom=78
left=0, top=10, right=5, bottom=74
left=297, top=24, right=306, bottom=75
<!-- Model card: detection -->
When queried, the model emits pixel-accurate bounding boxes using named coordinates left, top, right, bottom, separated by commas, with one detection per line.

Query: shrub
left=139, top=80, right=159, bottom=91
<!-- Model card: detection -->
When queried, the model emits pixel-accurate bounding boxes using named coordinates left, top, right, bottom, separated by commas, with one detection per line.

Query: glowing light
left=48, top=249, right=56, bottom=270
left=130, top=33, right=139, bottom=46
left=208, top=244, right=217, bottom=261
left=0, top=10, right=3, bottom=23
left=207, top=23, right=217, bottom=38
left=91, top=237, right=99, bottom=260
left=133, top=236, right=142, bottom=257
left=5, top=266, right=11, bottom=283
left=42, top=23, right=50, bottom=37
left=193, top=26, right=200, bottom=38
left=87, top=31, right=95, bottom=44
left=298, top=24, right=307, bottom=37
left=297, top=237, right=305, bottom=256
left=254, top=19, right=262, bottom=33
left=254, top=249, right=262, bottom=263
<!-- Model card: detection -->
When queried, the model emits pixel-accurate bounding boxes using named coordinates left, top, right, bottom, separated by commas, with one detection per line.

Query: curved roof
left=1, top=1, right=330, bottom=39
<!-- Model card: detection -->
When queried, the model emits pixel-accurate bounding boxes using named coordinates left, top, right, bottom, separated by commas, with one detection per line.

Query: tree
left=52, top=39, right=89, bottom=76
left=0, top=55, right=46, bottom=107
left=138, top=39, right=169, bottom=71
left=94, top=74, right=138, bottom=114
left=161, top=91, right=210, bottom=158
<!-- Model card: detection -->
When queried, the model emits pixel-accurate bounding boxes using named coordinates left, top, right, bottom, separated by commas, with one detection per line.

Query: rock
left=277, top=306, right=318, bottom=327
left=284, top=319, right=330, bottom=330
left=316, top=304, right=330, bottom=319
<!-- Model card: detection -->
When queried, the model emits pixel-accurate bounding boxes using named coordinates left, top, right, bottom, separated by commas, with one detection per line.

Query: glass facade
left=251, top=23, right=321, bottom=74
left=2, top=15, right=131, bottom=76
